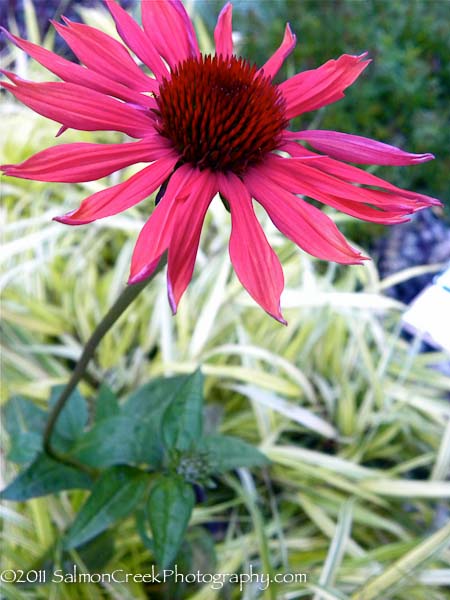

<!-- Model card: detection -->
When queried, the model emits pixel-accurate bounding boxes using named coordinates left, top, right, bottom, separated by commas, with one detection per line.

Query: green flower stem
left=43, top=256, right=167, bottom=476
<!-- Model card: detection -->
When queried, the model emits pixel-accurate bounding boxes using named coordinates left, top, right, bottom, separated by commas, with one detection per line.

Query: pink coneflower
left=1, top=1, right=440, bottom=323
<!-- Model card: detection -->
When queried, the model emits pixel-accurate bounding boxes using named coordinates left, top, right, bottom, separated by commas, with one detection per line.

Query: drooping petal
left=218, top=172, right=286, bottom=323
left=280, top=138, right=442, bottom=206
left=141, top=0, right=199, bottom=69
left=167, top=170, right=218, bottom=312
left=258, top=23, right=296, bottom=79
left=104, top=0, right=168, bottom=81
left=295, top=130, right=435, bottom=165
left=245, top=168, right=365, bottom=264
left=0, top=73, right=155, bottom=138
left=265, top=154, right=428, bottom=213
left=214, top=3, right=233, bottom=57
left=52, top=18, right=155, bottom=92
left=54, top=153, right=178, bottom=224
left=311, top=196, right=410, bottom=224
left=1, top=136, right=173, bottom=182
left=128, top=165, right=196, bottom=284
left=279, top=53, right=370, bottom=119
left=0, top=27, right=158, bottom=103
left=280, top=142, right=442, bottom=211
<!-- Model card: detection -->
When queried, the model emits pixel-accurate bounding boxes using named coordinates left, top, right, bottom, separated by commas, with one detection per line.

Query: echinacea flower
left=1, top=1, right=441, bottom=323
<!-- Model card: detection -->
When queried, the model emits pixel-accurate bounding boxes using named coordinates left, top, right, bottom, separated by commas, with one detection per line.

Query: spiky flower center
left=155, top=54, right=287, bottom=174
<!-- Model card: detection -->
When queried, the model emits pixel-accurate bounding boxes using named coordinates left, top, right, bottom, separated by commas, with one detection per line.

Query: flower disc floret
left=156, top=54, right=288, bottom=174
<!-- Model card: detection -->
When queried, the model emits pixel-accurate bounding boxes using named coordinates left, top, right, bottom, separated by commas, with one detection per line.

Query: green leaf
left=49, top=385, right=88, bottom=442
left=162, top=369, right=204, bottom=452
left=135, top=506, right=154, bottom=552
left=72, top=414, right=164, bottom=468
left=71, top=375, right=194, bottom=468
left=3, top=396, right=47, bottom=464
left=125, top=375, right=189, bottom=418
left=1, top=455, right=92, bottom=500
left=95, top=383, right=120, bottom=421
left=148, top=475, right=195, bottom=568
left=198, top=434, right=270, bottom=473
left=64, top=466, right=148, bottom=549
left=7, top=430, right=43, bottom=465
left=3, top=396, right=47, bottom=435
left=3, top=390, right=90, bottom=465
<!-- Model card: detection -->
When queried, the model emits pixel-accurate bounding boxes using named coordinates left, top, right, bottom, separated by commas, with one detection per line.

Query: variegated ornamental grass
left=1, top=2, right=449, bottom=600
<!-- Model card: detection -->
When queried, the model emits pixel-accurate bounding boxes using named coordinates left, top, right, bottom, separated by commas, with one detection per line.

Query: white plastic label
left=402, top=266, right=450, bottom=352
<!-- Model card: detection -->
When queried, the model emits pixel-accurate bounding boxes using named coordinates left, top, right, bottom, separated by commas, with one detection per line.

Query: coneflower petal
left=281, top=139, right=442, bottom=208
left=0, top=27, right=158, bottom=102
left=245, top=168, right=366, bottom=264
left=264, top=155, right=431, bottom=213
left=295, top=130, right=435, bottom=166
left=1, top=137, right=172, bottom=183
left=167, top=171, right=218, bottom=312
left=141, top=0, right=199, bottom=68
left=104, top=0, right=168, bottom=81
left=129, top=165, right=196, bottom=284
left=279, top=53, right=370, bottom=119
left=219, top=172, right=286, bottom=324
left=0, top=74, right=155, bottom=137
left=52, top=18, right=155, bottom=92
left=214, top=3, right=233, bottom=57
left=54, top=154, right=178, bottom=224
left=258, top=23, right=296, bottom=80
